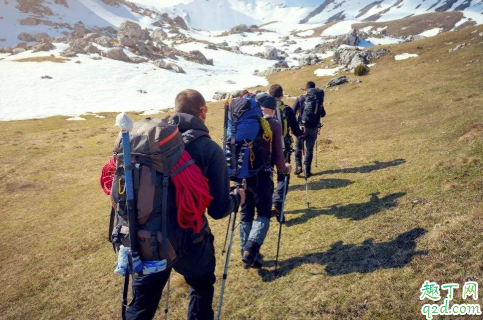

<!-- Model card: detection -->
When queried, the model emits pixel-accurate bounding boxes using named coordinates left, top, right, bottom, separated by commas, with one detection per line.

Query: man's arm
left=270, top=120, right=289, bottom=174
left=284, top=106, right=303, bottom=137
left=205, top=141, right=239, bottom=220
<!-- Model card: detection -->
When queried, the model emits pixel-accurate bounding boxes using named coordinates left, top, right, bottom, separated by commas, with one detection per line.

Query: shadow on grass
left=315, top=159, right=406, bottom=176
left=285, top=192, right=406, bottom=226
left=289, top=178, right=354, bottom=192
left=259, top=228, right=427, bottom=282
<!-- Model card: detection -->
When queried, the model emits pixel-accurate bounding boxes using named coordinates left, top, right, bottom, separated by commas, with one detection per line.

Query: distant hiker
left=235, top=92, right=291, bottom=269
left=269, top=84, right=303, bottom=222
left=293, top=81, right=326, bottom=177
left=105, top=89, right=245, bottom=320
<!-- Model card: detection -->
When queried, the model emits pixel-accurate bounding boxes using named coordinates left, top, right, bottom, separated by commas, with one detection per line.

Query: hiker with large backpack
left=225, top=92, right=291, bottom=269
left=101, top=89, right=245, bottom=320
left=269, top=84, right=303, bottom=223
left=293, top=81, right=326, bottom=178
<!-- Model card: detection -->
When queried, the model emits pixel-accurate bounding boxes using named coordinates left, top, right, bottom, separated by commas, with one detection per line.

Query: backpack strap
left=161, top=173, right=169, bottom=253
left=182, top=129, right=210, bottom=146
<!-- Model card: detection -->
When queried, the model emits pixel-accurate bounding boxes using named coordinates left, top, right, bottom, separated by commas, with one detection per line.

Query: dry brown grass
left=1, top=26, right=483, bottom=320
left=13, top=56, right=70, bottom=63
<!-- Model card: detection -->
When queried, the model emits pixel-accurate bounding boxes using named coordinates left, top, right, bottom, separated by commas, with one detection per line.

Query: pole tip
left=116, top=112, right=134, bottom=131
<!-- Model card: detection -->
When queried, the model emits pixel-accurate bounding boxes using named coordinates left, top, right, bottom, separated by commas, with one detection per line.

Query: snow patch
left=66, top=116, right=87, bottom=121
left=321, top=21, right=357, bottom=37
left=419, top=28, right=442, bottom=37
left=296, top=30, right=315, bottom=37
left=395, top=53, right=419, bottom=61
left=314, top=66, right=343, bottom=77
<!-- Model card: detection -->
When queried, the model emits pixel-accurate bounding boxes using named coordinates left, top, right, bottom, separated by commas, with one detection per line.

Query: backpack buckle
left=162, top=174, right=169, bottom=187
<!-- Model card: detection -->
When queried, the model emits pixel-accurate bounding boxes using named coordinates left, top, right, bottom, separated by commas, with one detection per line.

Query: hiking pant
left=126, top=234, right=216, bottom=320
left=272, top=150, right=292, bottom=213
left=295, top=126, right=318, bottom=170
left=239, top=170, right=274, bottom=255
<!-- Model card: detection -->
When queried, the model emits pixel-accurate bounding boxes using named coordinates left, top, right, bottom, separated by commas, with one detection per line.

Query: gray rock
left=343, top=28, right=359, bottom=46
left=168, top=63, right=185, bottom=74
left=480, top=32, right=483, bottom=37
left=327, top=75, right=348, bottom=87
left=94, top=36, right=112, bottom=48
left=228, top=24, right=250, bottom=34
left=188, top=50, right=213, bottom=65
left=264, top=46, right=278, bottom=60
left=334, top=48, right=388, bottom=68
left=61, top=49, right=78, bottom=57
left=274, top=60, right=289, bottom=68
left=84, top=44, right=100, bottom=54
left=12, top=47, right=26, bottom=54
left=106, top=47, right=131, bottom=62
left=32, top=41, right=54, bottom=52
left=34, top=33, right=50, bottom=42
left=153, top=28, right=168, bottom=42
left=18, top=32, right=34, bottom=42
left=298, top=54, right=321, bottom=66
left=287, top=40, right=297, bottom=45
left=449, top=43, right=466, bottom=53
left=72, top=22, right=88, bottom=38
left=131, top=56, right=149, bottom=64
left=404, top=35, right=426, bottom=43
left=118, top=21, right=143, bottom=48
left=173, top=16, right=188, bottom=30
left=83, top=33, right=101, bottom=41
left=15, top=42, right=28, bottom=49
left=349, top=54, right=366, bottom=70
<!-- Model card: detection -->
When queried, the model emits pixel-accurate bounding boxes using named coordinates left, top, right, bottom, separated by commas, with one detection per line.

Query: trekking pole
left=302, top=139, right=310, bottom=209
left=221, top=212, right=232, bottom=255
left=116, top=113, right=143, bottom=319
left=221, top=100, right=232, bottom=256
left=216, top=180, right=245, bottom=320
left=164, top=276, right=171, bottom=320
left=275, top=174, right=288, bottom=272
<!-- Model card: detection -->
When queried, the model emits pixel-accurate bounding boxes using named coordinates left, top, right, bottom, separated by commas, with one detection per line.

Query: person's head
left=256, top=92, right=276, bottom=117
left=305, top=81, right=316, bottom=90
left=269, top=84, right=284, bottom=100
left=174, top=89, right=208, bottom=122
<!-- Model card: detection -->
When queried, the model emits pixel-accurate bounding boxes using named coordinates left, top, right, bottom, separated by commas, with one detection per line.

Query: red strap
left=159, top=128, right=179, bottom=146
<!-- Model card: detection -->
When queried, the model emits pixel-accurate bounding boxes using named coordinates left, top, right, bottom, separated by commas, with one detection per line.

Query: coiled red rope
left=170, top=150, right=213, bottom=233
left=100, top=156, right=116, bottom=195
left=100, top=151, right=212, bottom=234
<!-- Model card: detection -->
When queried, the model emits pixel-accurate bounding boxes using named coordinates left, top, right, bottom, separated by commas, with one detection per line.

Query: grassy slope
left=1, top=26, right=483, bottom=320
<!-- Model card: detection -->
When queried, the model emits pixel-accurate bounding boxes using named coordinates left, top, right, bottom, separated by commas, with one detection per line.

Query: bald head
left=175, top=89, right=206, bottom=117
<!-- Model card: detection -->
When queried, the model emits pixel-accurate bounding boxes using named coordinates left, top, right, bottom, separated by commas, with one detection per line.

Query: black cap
left=255, top=92, right=276, bottom=110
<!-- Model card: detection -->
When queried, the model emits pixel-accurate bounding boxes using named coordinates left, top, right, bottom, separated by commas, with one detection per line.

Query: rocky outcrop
left=93, top=36, right=113, bottom=48
left=83, top=33, right=101, bottom=41
left=153, top=29, right=168, bottom=42
left=327, top=75, right=348, bottom=87
left=188, top=50, right=213, bottom=65
left=72, top=22, right=88, bottom=38
left=18, top=32, right=34, bottom=42
left=213, top=90, right=247, bottom=100
left=333, top=48, right=389, bottom=69
left=106, top=47, right=131, bottom=62
left=173, top=16, right=188, bottom=30
left=117, top=21, right=144, bottom=47
left=84, top=44, right=100, bottom=54
left=265, top=46, right=278, bottom=60
left=298, top=54, right=322, bottom=66
left=34, top=33, right=50, bottom=42
left=154, top=60, right=185, bottom=73
left=32, top=41, right=54, bottom=52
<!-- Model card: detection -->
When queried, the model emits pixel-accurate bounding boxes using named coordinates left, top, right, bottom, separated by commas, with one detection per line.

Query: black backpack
left=301, top=88, right=325, bottom=127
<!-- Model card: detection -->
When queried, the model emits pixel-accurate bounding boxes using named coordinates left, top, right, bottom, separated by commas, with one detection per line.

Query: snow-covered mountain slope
left=0, top=0, right=161, bottom=46
left=145, top=0, right=315, bottom=31
left=148, top=0, right=483, bottom=31
left=301, top=0, right=483, bottom=25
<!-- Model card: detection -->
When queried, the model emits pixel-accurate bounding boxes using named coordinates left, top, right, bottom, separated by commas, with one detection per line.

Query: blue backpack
left=225, top=95, right=271, bottom=179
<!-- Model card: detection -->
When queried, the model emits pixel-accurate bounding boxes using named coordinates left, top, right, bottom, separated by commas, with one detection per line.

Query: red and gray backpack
left=101, top=117, right=212, bottom=268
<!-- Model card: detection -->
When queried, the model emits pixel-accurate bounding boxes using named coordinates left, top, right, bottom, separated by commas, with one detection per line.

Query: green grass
left=1, top=26, right=483, bottom=319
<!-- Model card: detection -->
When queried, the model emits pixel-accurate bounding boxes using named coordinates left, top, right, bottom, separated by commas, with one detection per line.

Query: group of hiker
left=100, top=81, right=325, bottom=320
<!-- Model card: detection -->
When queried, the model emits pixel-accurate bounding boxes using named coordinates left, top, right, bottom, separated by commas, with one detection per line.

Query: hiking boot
left=271, top=206, right=285, bottom=224
left=295, top=166, right=302, bottom=175
left=242, top=250, right=255, bottom=267
left=252, top=253, right=264, bottom=269
left=305, top=166, right=313, bottom=178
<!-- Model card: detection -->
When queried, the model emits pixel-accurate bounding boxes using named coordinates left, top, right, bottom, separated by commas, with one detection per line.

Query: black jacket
left=169, top=113, right=238, bottom=220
